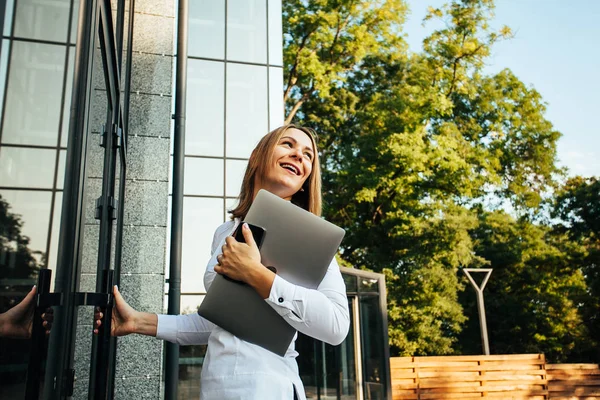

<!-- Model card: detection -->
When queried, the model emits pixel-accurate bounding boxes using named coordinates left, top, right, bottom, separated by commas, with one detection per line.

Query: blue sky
left=403, top=0, right=600, bottom=178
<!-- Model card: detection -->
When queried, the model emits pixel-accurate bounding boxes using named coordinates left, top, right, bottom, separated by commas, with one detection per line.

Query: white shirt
left=156, top=219, right=350, bottom=400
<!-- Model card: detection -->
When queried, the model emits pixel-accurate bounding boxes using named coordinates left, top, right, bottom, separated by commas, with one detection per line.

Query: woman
left=97, top=124, right=350, bottom=399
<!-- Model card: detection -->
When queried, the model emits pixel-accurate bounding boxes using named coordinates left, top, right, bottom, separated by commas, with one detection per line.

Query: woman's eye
left=304, top=153, right=312, bottom=160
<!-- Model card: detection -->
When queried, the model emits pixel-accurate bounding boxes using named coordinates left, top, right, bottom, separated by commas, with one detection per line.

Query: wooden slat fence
left=391, top=354, right=600, bottom=400
left=547, top=363, right=600, bottom=399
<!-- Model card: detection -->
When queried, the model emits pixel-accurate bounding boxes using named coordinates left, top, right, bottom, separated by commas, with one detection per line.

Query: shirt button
left=278, top=297, right=284, bottom=303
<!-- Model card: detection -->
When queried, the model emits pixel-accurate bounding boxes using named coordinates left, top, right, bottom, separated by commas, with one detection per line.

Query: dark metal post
left=463, top=268, right=493, bottom=355
left=43, top=0, right=97, bottom=397
left=165, top=0, right=188, bottom=398
left=24, top=269, right=52, bottom=399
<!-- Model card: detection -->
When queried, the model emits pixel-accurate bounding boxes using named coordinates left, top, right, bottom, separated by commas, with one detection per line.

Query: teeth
left=281, top=163, right=298, bottom=174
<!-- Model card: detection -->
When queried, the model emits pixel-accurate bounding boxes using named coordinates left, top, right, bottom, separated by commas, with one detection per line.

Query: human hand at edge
left=0, top=286, right=53, bottom=339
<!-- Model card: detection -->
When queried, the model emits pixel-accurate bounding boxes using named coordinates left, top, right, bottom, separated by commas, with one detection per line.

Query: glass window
left=268, top=0, right=283, bottom=66
left=3, top=0, right=15, bottom=36
left=2, top=41, right=66, bottom=146
left=61, top=47, right=75, bottom=148
left=225, top=197, right=238, bottom=221
left=225, top=159, right=247, bottom=197
left=70, top=0, right=79, bottom=44
left=226, top=63, right=268, bottom=158
left=188, top=0, right=225, bottom=59
left=360, top=296, right=386, bottom=400
left=179, top=342, right=207, bottom=400
left=0, top=190, right=52, bottom=258
left=343, top=273, right=358, bottom=292
left=269, top=67, right=285, bottom=130
left=47, top=192, right=62, bottom=289
left=181, top=197, right=224, bottom=293
left=227, top=0, right=267, bottom=64
left=183, top=157, right=224, bottom=196
left=0, top=147, right=57, bottom=189
left=340, top=298, right=358, bottom=398
left=359, top=276, right=380, bottom=292
left=186, top=59, right=224, bottom=156
left=0, top=40, right=10, bottom=115
left=13, top=0, right=71, bottom=42
left=180, top=295, right=205, bottom=314
left=56, top=150, right=67, bottom=190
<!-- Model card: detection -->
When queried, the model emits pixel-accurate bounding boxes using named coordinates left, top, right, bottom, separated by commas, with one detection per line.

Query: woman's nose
left=290, top=147, right=303, bottom=158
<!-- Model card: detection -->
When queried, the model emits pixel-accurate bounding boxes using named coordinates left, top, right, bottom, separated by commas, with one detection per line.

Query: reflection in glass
left=13, top=0, right=71, bottom=42
left=0, top=40, right=10, bottom=115
left=3, top=0, right=15, bottom=36
left=186, top=59, right=224, bottom=156
left=0, top=190, right=51, bottom=262
left=343, top=274, right=358, bottom=293
left=360, top=296, right=386, bottom=400
left=296, top=333, right=318, bottom=399
left=226, top=63, right=268, bottom=158
left=70, top=0, right=79, bottom=44
left=227, top=0, right=267, bottom=64
left=340, top=298, right=358, bottom=399
left=56, top=150, right=66, bottom=190
left=184, top=157, right=224, bottom=196
left=181, top=197, right=224, bottom=293
left=0, top=189, right=48, bottom=396
left=0, top=147, right=57, bottom=189
left=269, top=67, right=285, bottom=130
left=188, top=0, right=225, bottom=59
left=226, top=159, right=248, bottom=197
left=268, top=0, right=283, bottom=66
left=179, top=342, right=208, bottom=400
left=61, top=48, right=75, bottom=148
left=47, top=192, right=62, bottom=284
left=2, top=41, right=66, bottom=146
left=359, top=277, right=379, bottom=292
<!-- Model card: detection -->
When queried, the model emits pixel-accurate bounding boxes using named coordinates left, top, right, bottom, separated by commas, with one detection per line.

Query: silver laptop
left=198, top=189, right=345, bottom=356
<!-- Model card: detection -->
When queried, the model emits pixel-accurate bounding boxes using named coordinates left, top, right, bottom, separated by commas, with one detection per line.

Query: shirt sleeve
left=264, top=257, right=350, bottom=346
left=204, top=220, right=239, bottom=291
left=156, top=313, right=216, bottom=345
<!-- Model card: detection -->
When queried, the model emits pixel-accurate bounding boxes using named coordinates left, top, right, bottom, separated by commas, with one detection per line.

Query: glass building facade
left=0, top=1, right=391, bottom=399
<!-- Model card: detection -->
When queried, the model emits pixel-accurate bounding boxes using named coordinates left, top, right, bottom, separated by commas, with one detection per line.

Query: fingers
left=41, top=307, right=53, bottom=335
left=93, top=307, right=104, bottom=335
left=19, top=285, right=37, bottom=309
left=241, top=223, right=257, bottom=248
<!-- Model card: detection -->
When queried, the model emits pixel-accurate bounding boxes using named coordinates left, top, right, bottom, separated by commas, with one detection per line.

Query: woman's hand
left=214, top=223, right=275, bottom=298
left=94, top=286, right=157, bottom=337
left=0, top=286, right=53, bottom=339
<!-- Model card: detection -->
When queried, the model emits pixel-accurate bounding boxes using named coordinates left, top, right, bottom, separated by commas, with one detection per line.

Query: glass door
left=0, top=0, right=133, bottom=398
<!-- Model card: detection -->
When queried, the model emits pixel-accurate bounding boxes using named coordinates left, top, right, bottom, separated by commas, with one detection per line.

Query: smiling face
left=255, top=128, right=315, bottom=201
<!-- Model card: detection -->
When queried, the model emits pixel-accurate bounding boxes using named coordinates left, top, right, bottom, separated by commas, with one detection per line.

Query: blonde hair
left=229, top=124, right=322, bottom=219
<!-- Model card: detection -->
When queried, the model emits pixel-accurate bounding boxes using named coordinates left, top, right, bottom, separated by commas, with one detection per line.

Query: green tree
left=551, top=176, right=600, bottom=360
left=459, top=210, right=594, bottom=362
left=284, top=0, right=577, bottom=356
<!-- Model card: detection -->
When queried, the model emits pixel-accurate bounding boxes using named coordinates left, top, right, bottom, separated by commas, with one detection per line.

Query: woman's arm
left=95, top=286, right=215, bottom=346
left=213, top=223, right=350, bottom=345
left=264, top=258, right=350, bottom=346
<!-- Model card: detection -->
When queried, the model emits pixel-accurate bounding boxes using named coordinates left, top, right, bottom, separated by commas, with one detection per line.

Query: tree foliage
left=283, top=0, right=597, bottom=359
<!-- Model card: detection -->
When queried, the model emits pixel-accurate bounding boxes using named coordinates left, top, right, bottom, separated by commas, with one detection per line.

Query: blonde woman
left=97, top=125, right=350, bottom=400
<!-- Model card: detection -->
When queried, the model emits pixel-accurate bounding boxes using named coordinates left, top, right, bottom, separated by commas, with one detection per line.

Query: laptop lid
left=198, top=189, right=345, bottom=355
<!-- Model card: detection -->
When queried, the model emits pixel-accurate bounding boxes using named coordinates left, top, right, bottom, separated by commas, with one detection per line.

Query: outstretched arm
left=95, top=286, right=215, bottom=345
